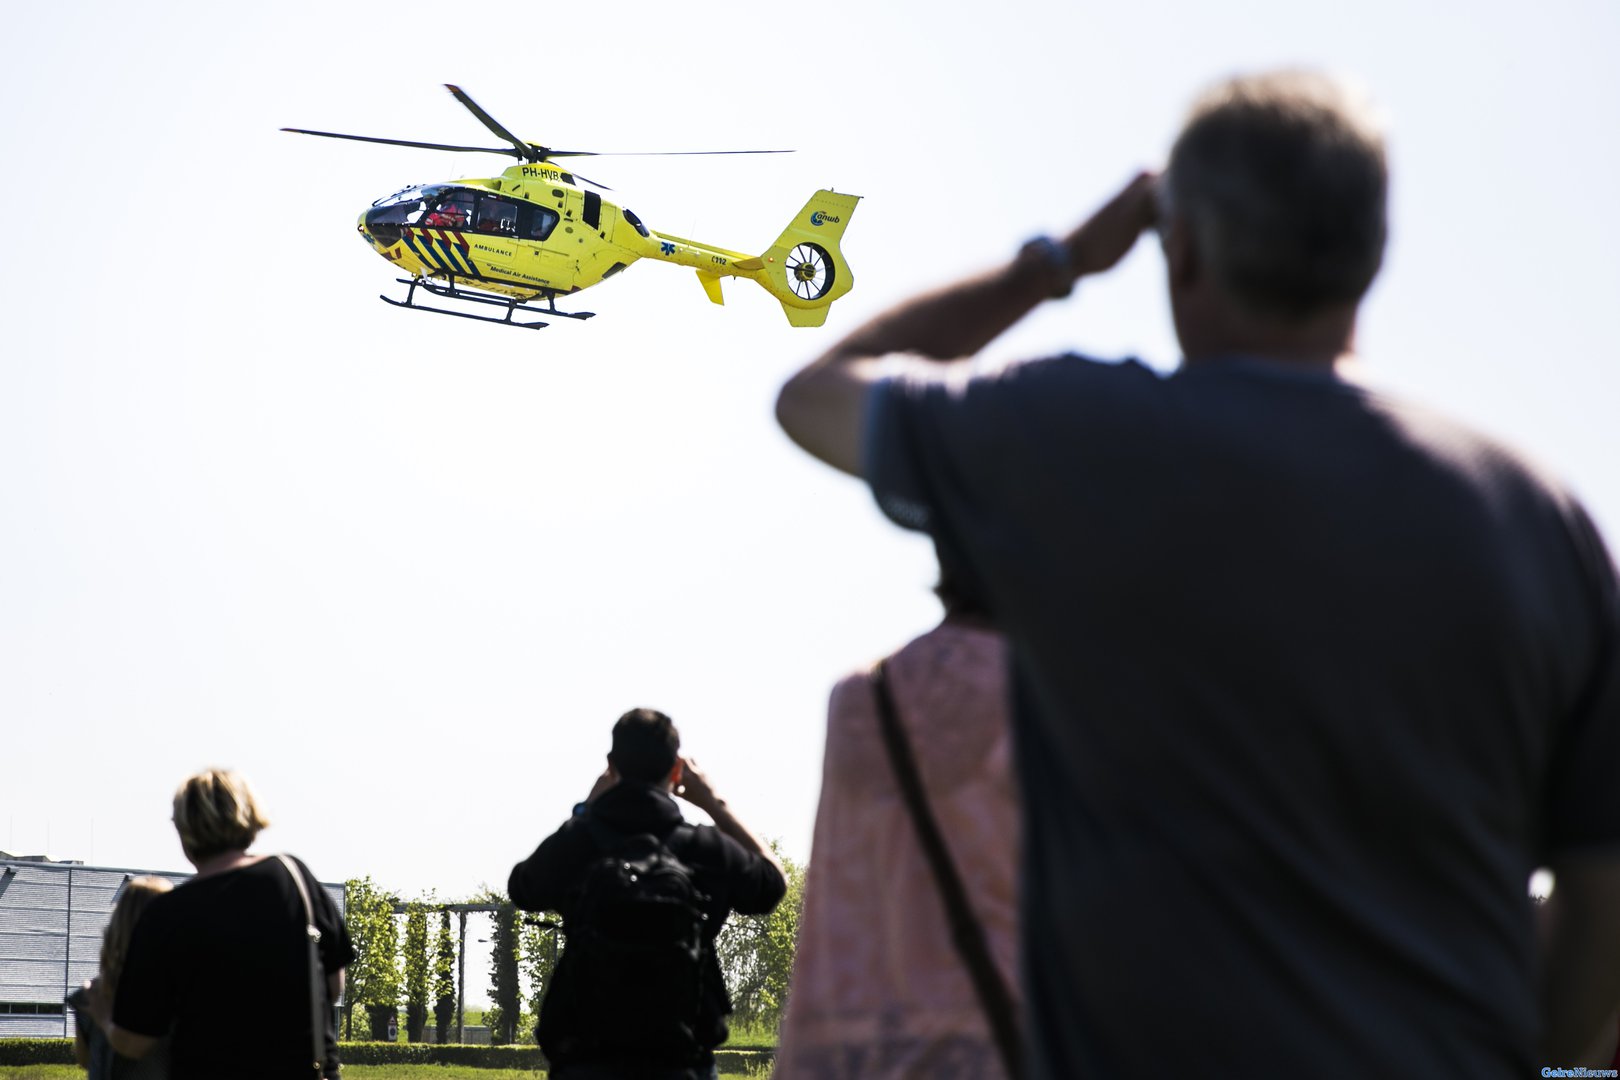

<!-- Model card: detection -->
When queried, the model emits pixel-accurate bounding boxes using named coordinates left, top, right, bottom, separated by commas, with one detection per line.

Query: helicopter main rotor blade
left=540, top=149, right=794, bottom=159
left=445, top=84, right=538, bottom=162
left=281, top=128, right=523, bottom=157
left=566, top=170, right=615, bottom=192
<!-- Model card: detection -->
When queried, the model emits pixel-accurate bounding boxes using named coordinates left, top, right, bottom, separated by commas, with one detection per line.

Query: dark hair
left=1165, top=71, right=1388, bottom=318
left=610, top=708, right=681, bottom=784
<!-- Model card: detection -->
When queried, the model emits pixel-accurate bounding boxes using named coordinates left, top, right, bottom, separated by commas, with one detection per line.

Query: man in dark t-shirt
left=509, top=708, right=786, bottom=1080
left=775, top=72, right=1620, bottom=1075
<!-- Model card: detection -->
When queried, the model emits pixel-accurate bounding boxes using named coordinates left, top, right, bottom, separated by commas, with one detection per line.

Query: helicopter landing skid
left=382, top=276, right=596, bottom=329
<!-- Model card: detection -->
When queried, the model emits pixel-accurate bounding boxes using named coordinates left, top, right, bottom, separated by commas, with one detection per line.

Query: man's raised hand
left=674, top=756, right=721, bottom=814
left=584, top=766, right=616, bottom=805
left=1063, top=171, right=1160, bottom=279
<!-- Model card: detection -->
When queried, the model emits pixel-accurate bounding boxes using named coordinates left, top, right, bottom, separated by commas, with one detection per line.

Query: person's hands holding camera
left=584, top=766, right=616, bottom=805
left=673, top=756, right=722, bottom=815
left=674, top=755, right=782, bottom=874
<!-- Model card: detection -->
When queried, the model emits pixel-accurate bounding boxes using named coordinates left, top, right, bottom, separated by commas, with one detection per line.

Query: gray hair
left=1164, top=71, right=1388, bottom=318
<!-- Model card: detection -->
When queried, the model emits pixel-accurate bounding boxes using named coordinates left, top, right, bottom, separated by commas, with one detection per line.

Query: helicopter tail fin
left=696, top=270, right=725, bottom=305
left=745, top=190, right=860, bottom=327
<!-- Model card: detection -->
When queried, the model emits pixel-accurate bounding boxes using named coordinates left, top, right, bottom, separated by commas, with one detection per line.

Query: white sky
left=3, top=0, right=1617, bottom=1001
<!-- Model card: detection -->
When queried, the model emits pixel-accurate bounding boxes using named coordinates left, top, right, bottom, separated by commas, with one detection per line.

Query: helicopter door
left=514, top=195, right=573, bottom=290
left=461, top=193, right=526, bottom=282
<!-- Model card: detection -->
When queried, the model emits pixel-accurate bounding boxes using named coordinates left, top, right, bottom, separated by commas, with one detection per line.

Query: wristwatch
left=1019, top=235, right=1075, bottom=299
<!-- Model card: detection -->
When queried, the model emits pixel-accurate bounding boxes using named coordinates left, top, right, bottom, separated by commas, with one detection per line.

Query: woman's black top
left=114, top=855, right=355, bottom=1080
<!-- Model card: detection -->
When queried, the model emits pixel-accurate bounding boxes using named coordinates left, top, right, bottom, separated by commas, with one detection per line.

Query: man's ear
left=668, top=758, right=684, bottom=789
left=606, top=755, right=619, bottom=781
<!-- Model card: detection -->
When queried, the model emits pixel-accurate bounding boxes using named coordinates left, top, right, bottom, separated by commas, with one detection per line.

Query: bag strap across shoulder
left=276, top=853, right=318, bottom=932
left=870, top=659, right=1023, bottom=1080
left=274, top=854, right=327, bottom=1080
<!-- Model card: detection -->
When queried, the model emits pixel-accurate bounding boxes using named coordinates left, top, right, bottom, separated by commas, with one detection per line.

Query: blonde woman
left=68, top=875, right=173, bottom=1079
left=96, top=768, right=355, bottom=1080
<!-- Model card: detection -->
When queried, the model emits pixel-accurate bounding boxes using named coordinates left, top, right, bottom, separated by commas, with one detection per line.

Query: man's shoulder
left=668, top=820, right=748, bottom=867
left=879, top=352, right=1166, bottom=461
left=533, top=809, right=695, bottom=872
left=536, top=814, right=599, bottom=865
left=550, top=817, right=767, bottom=897
left=670, top=824, right=779, bottom=885
left=1014, top=352, right=1158, bottom=381
left=865, top=353, right=1160, bottom=513
left=1355, top=384, right=1590, bottom=524
left=886, top=352, right=1158, bottom=401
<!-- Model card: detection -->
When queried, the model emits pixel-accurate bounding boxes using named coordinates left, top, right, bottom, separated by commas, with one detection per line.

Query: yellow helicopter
left=284, top=85, right=859, bottom=330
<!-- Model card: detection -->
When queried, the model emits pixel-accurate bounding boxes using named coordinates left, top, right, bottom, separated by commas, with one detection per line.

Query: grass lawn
left=0, top=1063, right=770, bottom=1079
left=0, top=1072, right=563, bottom=1080
left=0, top=1070, right=562, bottom=1079
left=345, top=1071, right=546, bottom=1080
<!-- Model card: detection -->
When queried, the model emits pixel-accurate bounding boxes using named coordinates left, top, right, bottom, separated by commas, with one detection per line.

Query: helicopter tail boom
left=744, top=190, right=860, bottom=327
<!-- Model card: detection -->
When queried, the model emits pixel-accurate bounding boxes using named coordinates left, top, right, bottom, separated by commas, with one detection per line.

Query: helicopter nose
left=361, top=206, right=402, bottom=248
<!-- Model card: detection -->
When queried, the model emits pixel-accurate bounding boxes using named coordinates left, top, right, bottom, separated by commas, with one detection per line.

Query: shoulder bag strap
left=275, top=854, right=328, bottom=1080
left=871, top=659, right=1023, bottom=1080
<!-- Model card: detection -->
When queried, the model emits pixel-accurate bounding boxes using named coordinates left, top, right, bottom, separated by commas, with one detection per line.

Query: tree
left=476, top=887, right=522, bottom=1045
left=401, top=901, right=430, bottom=1042
left=519, top=909, right=562, bottom=1035
left=344, top=877, right=401, bottom=1041
left=715, top=844, right=806, bottom=1034
left=433, top=908, right=457, bottom=1044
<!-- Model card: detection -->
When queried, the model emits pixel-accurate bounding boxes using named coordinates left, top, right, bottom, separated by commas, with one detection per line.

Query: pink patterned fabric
left=773, top=621, right=1019, bottom=1080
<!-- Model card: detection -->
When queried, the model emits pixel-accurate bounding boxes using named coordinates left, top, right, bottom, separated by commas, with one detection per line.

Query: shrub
left=335, top=1041, right=545, bottom=1067
left=717, top=1048, right=777, bottom=1074
left=0, top=1039, right=76, bottom=1065
left=345, top=876, right=402, bottom=1039
left=0, top=1036, right=775, bottom=1073
left=715, top=843, right=804, bottom=1033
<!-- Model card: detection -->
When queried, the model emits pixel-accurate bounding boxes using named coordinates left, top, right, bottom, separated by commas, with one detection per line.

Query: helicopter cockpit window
left=366, top=185, right=434, bottom=228
left=423, top=189, right=479, bottom=229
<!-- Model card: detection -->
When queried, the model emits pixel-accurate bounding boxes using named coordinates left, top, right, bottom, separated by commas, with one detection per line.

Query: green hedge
left=336, top=1043, right=773, bottom=1070
left=0, top=1038, right=548, bottom=1070
left=717, top=1048, right=775, bottom=1071
left=0, top=1036, right=773, bottom=1071
left=0, top=1038, right=76, bottom=1065
left=336, top=1041, right=545, bottom=1066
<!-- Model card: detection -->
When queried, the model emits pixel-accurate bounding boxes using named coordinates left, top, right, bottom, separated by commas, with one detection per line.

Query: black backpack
left=563, top=822, right=712, bottom=1061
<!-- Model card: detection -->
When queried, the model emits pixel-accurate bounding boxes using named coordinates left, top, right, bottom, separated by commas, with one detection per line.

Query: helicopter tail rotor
left=736, top=190, right=860, bottom=327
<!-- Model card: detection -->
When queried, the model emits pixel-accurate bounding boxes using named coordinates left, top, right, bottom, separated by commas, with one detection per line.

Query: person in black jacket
left=509, top=708, right=786, bottom=1080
